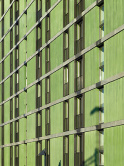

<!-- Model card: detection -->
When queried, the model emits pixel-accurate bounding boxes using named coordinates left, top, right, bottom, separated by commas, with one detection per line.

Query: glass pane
left=101, top=25, right=104, bottom=38
left=100, top=130, right=104, bottom=147
left=100, top=88, right=104, bottom=107
left=47, top=140, right=50, bottom=155
left=47, top=17, right=49, bottom=31
left=77, top=61, right=81, bottom=77
left=65, top=0, right=68, bottom=14
left=38, top=84, right=40, bottom=97
left=100, top=5, right=104, bottom=22
left=77, top=98, right=81, bottom=114
left=47, top=109, right=49, bottom=123
left=38, top=113, right=41, bottom=126
left=65, top=101, right=68, bottom=118
left=100, top=46, right=104, bottom=64
left=100, top=67, right=104, bottom=81
left=100, top=153, right=104, bottom=165
left=65, top=33, right=68, bottom=48
left=77, top=135, right=80, bottom=152
left=47, top=78, right=49, bottom=92
left=65, top=137, right=68, bottom=153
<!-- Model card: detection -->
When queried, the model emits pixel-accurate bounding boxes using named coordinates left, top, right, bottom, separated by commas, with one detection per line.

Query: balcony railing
left=76, top=37, right=83, bottom=53
left=46, top=123, right=50, bottom=135
left=64, top=13, right=69, bottom=26
left=37, top=9, right=42, bottom=21
left=64, top=82, right=69, bottom=96
left=37, top=126, right=42, bottom=137
left=76, top=0, right=83, bottom=16
left=64, top=47, right=69, bottom=61
left=76, top=75, right=83, bottom=91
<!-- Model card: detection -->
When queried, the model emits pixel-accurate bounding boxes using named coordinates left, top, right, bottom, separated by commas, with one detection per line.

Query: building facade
left=0, top=0, right=124, bottom=165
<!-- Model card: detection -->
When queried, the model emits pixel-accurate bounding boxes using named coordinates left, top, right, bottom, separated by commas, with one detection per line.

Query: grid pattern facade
left=0, top=0, right=124, bottom=166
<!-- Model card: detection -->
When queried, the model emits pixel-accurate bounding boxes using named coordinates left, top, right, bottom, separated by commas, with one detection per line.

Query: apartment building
left=0, top=0, right=124, bottom=166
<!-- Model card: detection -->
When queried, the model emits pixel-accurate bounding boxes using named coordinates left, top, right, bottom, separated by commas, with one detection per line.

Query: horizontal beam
left=0, top=71, right=124, bottom=127
left=1, top=118, right=124, bottom=148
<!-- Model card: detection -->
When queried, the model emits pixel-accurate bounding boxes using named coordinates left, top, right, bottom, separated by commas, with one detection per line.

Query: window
left=15, top=120, right=19, bottom=142
left=15, top=96, right=19, bottom=117
left=99, top=46, right=104, bottom=81
left=46, top=15, right=50, bottom=42
left=15, top=0, right=19, bottom=20
left=36, top=141, right=42, bottom=165
left=37, top=0, right=42, bottom=21
left=99, top=87, right=104, bottom=123
left=45, top=108, right=50, bottom=135
left=45, top=46, right=50, bottom=73
left=45, top=139, right=50, bottom=166
left=36, top=82, right=41, bottom=108
left=15, top=145, right=19, bottom=166
left=99, top=4, right=104, bottom=38
left=75, top=96, right=83, bottom=129
left=10, top=146, right=13, bottom=166
left=45, top=77, right=50, bottom=104
left=36, top=112, right=42, bottom=137
left=63, top=0, right=69, bottom=26
left=15, top=71, right=19, bottom=92
left=46, top=0, right=50, bottom=11
left=75, top=20, right=83, bottom=54
left=15, top=49, right=19, bottom=68
left=37, top=25, right=42, bottom=50
left=63, top=100, right=69, bottom=131
left=63, top=30, right=69, bottom=61
left=99, top=130, right=104, bottom=165
left=75, top=0, right=83, bottom=17
left=75, top=58, right=83, bottom=91
left=74, top=134, right=83, bottom=166
left=63, top=66, right=69, bottom=96
left=37, top=53, right=42, bottom=78
left=63, top=136, right=69, bottom=166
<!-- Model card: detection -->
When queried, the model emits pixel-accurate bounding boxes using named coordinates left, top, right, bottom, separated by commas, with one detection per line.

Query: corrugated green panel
left=104, top=0, right=124, bottom=35
left=85, top=89, right=99, bottom=127
left=27, top=142, right=36, bottom=166
left=85, top=48, right=99, bottom=87
left=69, top=61, right=74, bottom=94
left=19, top=144, right=26, bottom=166
left=85, top=7, right=99, bottom=48
left=69, top=135, right=74, bottom=166
left=19, top=92, right=26, bottom=116
left=69, top=25, right=74, bottom=58
left=51, top=102, right=63, bottom=134
left=27, top=30, right=36, bottom=59
left=4, top=78, right=10, bottom=100
left=27, top=114, right=36, bottom=139
left=50, top=35, right=63, bottom=70
left=51, top=69, right=63, bottom=102
left=27, top=85, right=36, bottom=113
left=4, top=0, right=10, bottom=11
left=104, top=126, right=124, bottom=166
left=19, top=41, right=26, bottom=64
left=104, top=31, right=124, bottom=79
left=85, top=0, right=95, bottom=9
left=69, top=98, right=74, bottom=131
left=4, top=56, right=10, bottom=78
left=19, top=0, right=26, bottom=14
left=19, top=15, right=26, bottom=39
left=42, top=0, right=45, bottom=16
left=51, top=0, right=57, bottom=7
left=50, top=1, right=63, bottom=38
left=42, top=79, right=45, bottom=106
left=4, top=147, right=10, bottom=166
left=19, top=66, right=26, bottom=90
left=19, top=118, right=26, bottom=141
left=4, top=34, right=10, bottom=57
left=27, top=57, right=36, bottom=85
left=42, top=109, right=45, bottom=136
left=27, top=1, right=36, bottom=31
left=69, top=0, right=74, bottom=22
left=104, top=78, right=124, bottom=123
left=4, top=124, right=10, bottom=144
left=50, top=137, right=63, bottom=166
left=85, top=131, right=99, bottom=166
left=4, top=101, right=10, bottom=122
